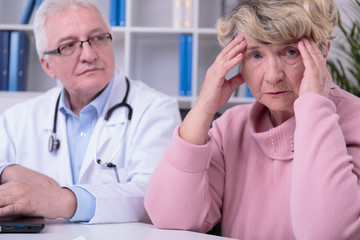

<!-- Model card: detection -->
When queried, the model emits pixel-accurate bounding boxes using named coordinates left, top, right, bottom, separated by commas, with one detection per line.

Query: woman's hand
left=180, top=35, right=247, bottom=145
left=298, top=38, right=332, bottom=97
left=196, top=34, right=247, bottom=116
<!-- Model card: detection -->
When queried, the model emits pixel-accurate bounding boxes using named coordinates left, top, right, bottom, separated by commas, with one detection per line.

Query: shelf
left=0, top=24, right=217, bottom=35
left=128, top=27, right=194, bottom=34
left=0, top=91, right=42, bottom=114
left=0, top=24, right=33, bottom=32
left=0, top=0, right=254, bottom=115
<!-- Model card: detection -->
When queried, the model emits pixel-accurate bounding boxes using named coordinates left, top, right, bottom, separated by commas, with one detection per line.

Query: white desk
left=0, top=220, right=236, bottom=240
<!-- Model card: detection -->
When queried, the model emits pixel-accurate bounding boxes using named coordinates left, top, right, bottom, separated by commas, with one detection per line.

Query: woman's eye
left=286, top=49, right=297, bottom=56
left=252, top=53, right=262, bottom=59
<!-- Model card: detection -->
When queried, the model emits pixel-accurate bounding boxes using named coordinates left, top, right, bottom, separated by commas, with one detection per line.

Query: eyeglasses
left=44, top=33, right=112, bottom=56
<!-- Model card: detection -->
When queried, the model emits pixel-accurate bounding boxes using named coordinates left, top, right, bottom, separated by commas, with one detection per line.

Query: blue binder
left=178, top=34, right=192, bottom=96
left=109, top=0, right=119, bottom=26
left=178, top=34, right=187, bottom=96
left=0, top=31, right=10, bottom=90
left=185, top=35, right=193, bottom=96
left=8, top=32, right=29, bottom=91
left=245, top=84, right=253, bottom=98
left=35, top=0, right=44, bottom=9
left=8, top=32, right=20, bottom=91
left=17, top=32, right=29, bottom=91
left=119, top=0, right=126, bottom=26
left=20, top=0, right=36, bottom=24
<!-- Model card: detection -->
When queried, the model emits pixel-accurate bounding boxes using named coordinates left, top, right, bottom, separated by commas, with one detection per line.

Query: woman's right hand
left=197, top=34, right=247, bottom=116
left=180, top=34, right=247, bottom=145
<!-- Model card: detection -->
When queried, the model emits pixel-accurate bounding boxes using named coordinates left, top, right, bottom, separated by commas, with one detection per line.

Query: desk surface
left=0, top=220, right=236, bottom=240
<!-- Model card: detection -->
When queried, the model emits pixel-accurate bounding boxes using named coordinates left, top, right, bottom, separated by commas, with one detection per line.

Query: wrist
left=59, top=187, right=77, bottom=219
left=180, top=105, right=214, bottom=145
left=0, top=164, right=17, bottom=184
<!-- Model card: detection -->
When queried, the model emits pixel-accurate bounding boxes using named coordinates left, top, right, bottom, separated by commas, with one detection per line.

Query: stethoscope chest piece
left=48, top=134, right=60, bottom=152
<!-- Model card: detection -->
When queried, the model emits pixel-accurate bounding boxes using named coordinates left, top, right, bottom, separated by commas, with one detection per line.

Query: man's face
left=40, top=6, right=115, bottom=100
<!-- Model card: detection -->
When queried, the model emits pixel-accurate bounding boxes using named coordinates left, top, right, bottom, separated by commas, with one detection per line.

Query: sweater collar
left=249, top=102, right=295, bottom=160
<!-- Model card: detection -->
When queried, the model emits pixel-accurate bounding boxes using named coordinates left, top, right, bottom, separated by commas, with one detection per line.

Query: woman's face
left=241, top=35, right=305, bottom=125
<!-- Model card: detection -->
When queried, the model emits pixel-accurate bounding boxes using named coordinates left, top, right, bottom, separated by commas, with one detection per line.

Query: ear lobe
left=40, top=57, right=56, bottom=78
left=324, top=41, right=331, bottom=58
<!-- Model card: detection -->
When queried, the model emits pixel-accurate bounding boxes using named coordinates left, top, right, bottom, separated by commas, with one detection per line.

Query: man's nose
left=79, top=40, right=97, bottom=62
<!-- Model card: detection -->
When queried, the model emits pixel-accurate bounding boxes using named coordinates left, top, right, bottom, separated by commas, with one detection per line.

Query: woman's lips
left=267, top=91, right=288, bottom=97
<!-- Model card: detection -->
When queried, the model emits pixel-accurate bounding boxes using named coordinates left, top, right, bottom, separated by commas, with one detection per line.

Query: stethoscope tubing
left=49, top=77, right=133, bottom=182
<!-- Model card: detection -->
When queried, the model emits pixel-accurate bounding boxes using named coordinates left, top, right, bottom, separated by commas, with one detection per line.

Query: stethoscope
left=48, top=77, right=133, bottom=182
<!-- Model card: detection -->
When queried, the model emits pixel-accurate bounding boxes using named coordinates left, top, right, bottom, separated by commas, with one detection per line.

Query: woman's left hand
left=298, top=38, right=332, bottom=97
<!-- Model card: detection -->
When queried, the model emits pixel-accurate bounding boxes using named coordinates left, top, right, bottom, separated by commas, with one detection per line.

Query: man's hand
left=0, top=182, right=77, bottom=219
left=0, top=165, right=60, bottom=187
left=0, top=165, right=77, bottom=219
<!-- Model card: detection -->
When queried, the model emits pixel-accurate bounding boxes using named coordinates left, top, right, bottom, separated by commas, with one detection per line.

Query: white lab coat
left=0, top=69, right=181, bottom=223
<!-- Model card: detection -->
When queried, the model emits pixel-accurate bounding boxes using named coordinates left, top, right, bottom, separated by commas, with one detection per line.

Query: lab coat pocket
left=99, top=166, right=127, bottom=183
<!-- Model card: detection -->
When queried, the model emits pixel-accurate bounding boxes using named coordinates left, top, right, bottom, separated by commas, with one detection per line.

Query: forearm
left=145, top=130, right=218, bottom=232
left=180, top=35, right=246, bottom=145
left=180, top=102, right=215, bottom=145
left=291, top=93, right=360, bottom=239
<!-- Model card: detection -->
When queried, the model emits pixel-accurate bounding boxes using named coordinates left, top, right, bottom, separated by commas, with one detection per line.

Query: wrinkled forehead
left=242, top=33, right=299, bottom=46
left=43, top=6, right=109, bottom=49
left=45, top=6, right=108, bottom=36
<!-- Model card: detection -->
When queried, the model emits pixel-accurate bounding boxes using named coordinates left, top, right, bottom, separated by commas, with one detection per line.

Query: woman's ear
left=40, top=57, right=56, bottom=78
left=324, top=41, right=331, bottom=58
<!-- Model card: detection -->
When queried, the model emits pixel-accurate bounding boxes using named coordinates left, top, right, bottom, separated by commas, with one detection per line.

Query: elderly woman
left=145, top=0, right=360, bottom=239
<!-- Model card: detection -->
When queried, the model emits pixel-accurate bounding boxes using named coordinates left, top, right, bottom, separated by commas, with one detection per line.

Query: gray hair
left=217, top=0, right=338, bottom=54
left=33, top=0, right=111, bottom=58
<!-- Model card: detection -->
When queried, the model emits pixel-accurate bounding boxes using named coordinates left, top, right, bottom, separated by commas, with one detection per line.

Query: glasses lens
left=56, top=33, right=111, bottom=56
left=89, top=33, right=111, bottom=47
left=59, top=41, right=79, bottom=56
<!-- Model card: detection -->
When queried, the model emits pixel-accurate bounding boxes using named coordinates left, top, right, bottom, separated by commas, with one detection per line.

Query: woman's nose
left=264, top=58, right=285, bottom=84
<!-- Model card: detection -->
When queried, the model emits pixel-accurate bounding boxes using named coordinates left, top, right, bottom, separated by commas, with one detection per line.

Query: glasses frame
left=44, top=32, right=113, bottom=56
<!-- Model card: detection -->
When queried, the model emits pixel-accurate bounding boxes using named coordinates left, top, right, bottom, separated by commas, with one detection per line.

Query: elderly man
left=0, top=0, right=180, bottom=223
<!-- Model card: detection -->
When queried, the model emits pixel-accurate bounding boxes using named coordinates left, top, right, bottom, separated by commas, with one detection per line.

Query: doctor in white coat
left=0, top=0, right=181, bottom=223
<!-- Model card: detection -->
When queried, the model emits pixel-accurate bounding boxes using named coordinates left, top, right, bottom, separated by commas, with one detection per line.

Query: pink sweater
left=145, top=85, right=360, bottom=240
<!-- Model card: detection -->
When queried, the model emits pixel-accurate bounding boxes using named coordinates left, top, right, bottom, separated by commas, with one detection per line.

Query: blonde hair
left=217, top=0, right=338, bottom=54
